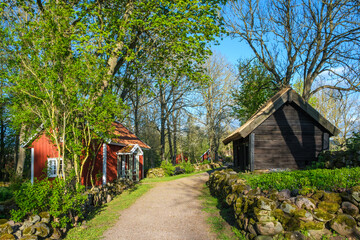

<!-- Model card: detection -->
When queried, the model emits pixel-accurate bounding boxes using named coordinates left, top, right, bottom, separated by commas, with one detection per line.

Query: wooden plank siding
left=252, top=102, right=329, bottom=170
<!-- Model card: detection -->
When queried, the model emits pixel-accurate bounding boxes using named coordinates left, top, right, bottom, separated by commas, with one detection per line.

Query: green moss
left=331, top=214, right=356, bottom=228
left=299, top=187, right=315, bottom=196
left=311, top=190, right=325, bottom=201
left=272, top=209, right=291, bottom=225
left=313, top=209, right=335, bottom=222
left=0, top=220, right=7, bottom=226
left=300, top=221, right=324, bottom=230
left=39, top=212, right=50, bottom=219
left=351, top=185, right=360, bottom=192
left=257, top=196, right=276, bottom=211
left=285, top=218, right=301, bottom=231
left=293, top=209, right=307, bottom=218
left=23, top=226, right=34, bottom=236
left=322, top=192, right=341, bottom=204
left=0, top=234, right=15, bottom=240
left=318, top=201, right=340, bottom=214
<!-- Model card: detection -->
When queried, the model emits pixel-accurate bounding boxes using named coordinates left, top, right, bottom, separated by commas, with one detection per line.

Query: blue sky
left=211, top=36, right=254, bottom=67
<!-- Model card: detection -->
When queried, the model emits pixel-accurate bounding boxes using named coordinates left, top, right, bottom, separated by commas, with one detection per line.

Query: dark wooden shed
left=223, top=88, right=340, bottom=171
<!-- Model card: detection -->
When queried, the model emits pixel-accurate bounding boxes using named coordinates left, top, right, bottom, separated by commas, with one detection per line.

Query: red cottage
left=200, top=149, right=211, bottom=162
left=22, top=121, right=150, bottom=186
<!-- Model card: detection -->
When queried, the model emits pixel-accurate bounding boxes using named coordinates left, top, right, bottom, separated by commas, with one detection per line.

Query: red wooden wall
left=31, top=133, right=59, bottom=180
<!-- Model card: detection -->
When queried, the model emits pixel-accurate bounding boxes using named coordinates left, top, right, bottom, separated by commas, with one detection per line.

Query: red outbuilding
left=201, top=149, right=211, bottom=162
left=22, top=121, right=150, bottom=186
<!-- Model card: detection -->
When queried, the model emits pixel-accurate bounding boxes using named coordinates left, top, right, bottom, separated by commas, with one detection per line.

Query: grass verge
left=141, top=170, right=210, bottom=183
left=64, top=184, right=152, bottom=240
left=199, top=185, right=246, bottom=240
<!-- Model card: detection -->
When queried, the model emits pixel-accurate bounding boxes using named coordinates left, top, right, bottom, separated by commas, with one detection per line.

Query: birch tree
left=225, top=0, right=360, bottom=100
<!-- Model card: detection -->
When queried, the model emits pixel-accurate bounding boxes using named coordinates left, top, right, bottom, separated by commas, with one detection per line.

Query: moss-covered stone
left=311, top=190, right=324, bottom=201
left=318, top=201, right=340, bottom=214
left=39, top=212, right=51, bottom=224
left=0, top=233, right=15, bottom=240
left=313, top=209, right=335, bottom=222
left=257, top=197, right=276, bottom=211
left=341, top=201, right=359, bottom=216
left=23, top=226, right=35, bottom=236
left=225, top=193, right=237, bottom=206
left=0, top=220, right=7, bottom=226
left=284, top=218, right=301, bottom=231
left=0, top=223, right=12, bottom=234
left=351, top=185, right=360, bottom=192
left=272, top=209, right=291, bottom=225
left=298, top=187, right=315, bottom=197
left=299, top=221, right=324, bottom=230
left=330, top=214, right=356, bottom=236
left=255, top=221, right=283, bottom=236
left=293, top=209, right=313, bottom=222
left=322, top=192, right=342, bottom=204
left=279, top=202, right=297, bottom=215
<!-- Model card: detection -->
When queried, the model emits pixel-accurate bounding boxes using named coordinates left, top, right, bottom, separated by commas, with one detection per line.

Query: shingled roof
left=223, top=87, right=340, bottom=145
left=110, top=121, right=150, bottom=149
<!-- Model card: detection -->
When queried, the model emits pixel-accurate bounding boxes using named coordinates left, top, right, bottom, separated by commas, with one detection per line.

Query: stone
left=0, top=223, right=12, bottom=234
left=0, top=233, right=15, bottom=240
left=293, top=209, right=313, bottom=222
left=291, top=189, right=299, bottom=197
left=255, top=221, right=283, bottom=236
left=295, top=197, right=316, bottom=210
left=330, top=214, right=357, bottom=236
left=323, top=192, right=342, bottom=204
left=311, top=190, right=325, bottom=201
left=28, top=215, right=40, bottom=225
left=300, top=221, right=325, bottom=231
left=313, top=209, right=335, bottom=222
left=308, top=229, right=332, bottom=239
left=284, top=231, right=306, bottom=240
left=0, top=220, right=7, bottom=225
left=279, top=202, right=297, bottom=215
left=247, top=224, right=257, bottom=236
left=254, top=236, right=273, bottom=240
left=257, top=197, right=276, bottom=211
left=318, top=201, right=340, bottom=214
left=272, top=209, right=291, bottom=225
left=278, top=189, right=291, bottom=201
left=352, top=191, right=360, bottom=202
left=39, top=212, right=51, bottom=224
left=20, top=236, right=38, bottom=240
left=342, top=201, right=359, bottom=216
left=49, top=228, right=61, bottom=240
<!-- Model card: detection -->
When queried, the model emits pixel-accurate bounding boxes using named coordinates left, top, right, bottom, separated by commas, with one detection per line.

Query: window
left=47, top=158, right=63, bottom=178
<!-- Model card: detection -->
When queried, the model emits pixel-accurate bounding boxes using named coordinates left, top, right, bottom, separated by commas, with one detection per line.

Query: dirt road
left=102, top=172, right=215, bottom=240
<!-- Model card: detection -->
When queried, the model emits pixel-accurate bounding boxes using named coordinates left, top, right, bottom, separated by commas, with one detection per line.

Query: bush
left=0, top=187, right=13, bottom=202
left=10, top=178, right=86, bottom=228
left=160, top=161, right=175, bottom=176
left=178, top=161, right=195, bottom=174
left=201, top=160, right=210, bottom=165
left=239, top=167, right=360, bottom=191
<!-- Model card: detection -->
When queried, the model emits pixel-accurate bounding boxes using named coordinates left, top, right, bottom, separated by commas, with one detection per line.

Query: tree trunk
left=172, top=111, right=177, bottom=165
left=167, top=119, right=173, bottom=164
left=16, top=125, right=26, bottom=177
left=0, top=108, right=5, bottom=180
left=159, top=84, right=166, bottom=162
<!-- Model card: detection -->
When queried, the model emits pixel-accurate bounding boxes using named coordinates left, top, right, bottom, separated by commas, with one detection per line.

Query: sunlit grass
left=140, top=170, right=210, bottom=183
left=199, top=185, right=246, bottom=240
left=64, top=184, right=152, bottom=240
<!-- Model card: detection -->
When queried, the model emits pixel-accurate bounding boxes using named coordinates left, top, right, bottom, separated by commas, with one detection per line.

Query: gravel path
left=102, top=172, right=215, bottom=240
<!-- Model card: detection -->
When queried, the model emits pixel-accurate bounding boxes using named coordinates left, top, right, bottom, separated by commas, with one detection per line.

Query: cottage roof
left=223, top=87, right=340, bottom=145
left=110, top=121, right=150, bottom=149
left=117, top=144, right=143, bottom=155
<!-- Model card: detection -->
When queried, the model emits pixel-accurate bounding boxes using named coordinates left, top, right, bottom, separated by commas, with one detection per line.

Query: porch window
left=47, top=158, right=63, bottom=178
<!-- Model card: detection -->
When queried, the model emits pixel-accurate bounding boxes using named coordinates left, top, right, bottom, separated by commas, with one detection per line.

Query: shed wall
left=253, top=102, right=328, bottom=169
left=31, top=133, right=59, bottom=180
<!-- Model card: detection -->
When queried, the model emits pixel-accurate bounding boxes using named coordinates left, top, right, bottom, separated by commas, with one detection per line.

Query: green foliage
left=232, top=60, right=278, bottom=123
left=10, top=178, right=86, bottom=228
left=160, top=161, right=176, bottom=176
left=178, top=161, right=195, bottom=174
left=0, top=187, right=12, bottom=202
left=239, top=167, right=360, bottom=191
left=346, top=132, right=360, bottom=151
left=201, top=160, right=211, bottom=165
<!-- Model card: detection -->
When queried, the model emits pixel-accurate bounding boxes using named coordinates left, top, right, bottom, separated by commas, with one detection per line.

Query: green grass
left=199, top=185, right=246, bottom=240
left=141, top=170, right=209, bottom=183
left=64, top=184, right=152, bottom=240
left=239, top=167, right=360, bottom=191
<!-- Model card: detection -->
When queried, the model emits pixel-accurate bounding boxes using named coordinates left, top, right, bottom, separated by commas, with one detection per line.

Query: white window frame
left=47, top=158, right=63, bottom=178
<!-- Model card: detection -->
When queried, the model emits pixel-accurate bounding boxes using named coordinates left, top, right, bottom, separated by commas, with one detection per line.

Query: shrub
left=239, top=167, right=360, bottom=191
left=178, top=161, right=195, bottom=174
left=201, top=160, right=210, bottom=165
left=0, top=187, right=13, bottom=202
left=160, top=161, right=175, bottom=176
left=10, top=178, right=86, bottom=228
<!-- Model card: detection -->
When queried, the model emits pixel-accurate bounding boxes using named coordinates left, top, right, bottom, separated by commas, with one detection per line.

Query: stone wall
left=0, top=178, right=135, bottom=240
left=319, top=150, right=360, bottom=169
left=207, top=169, right=360, bottom=240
